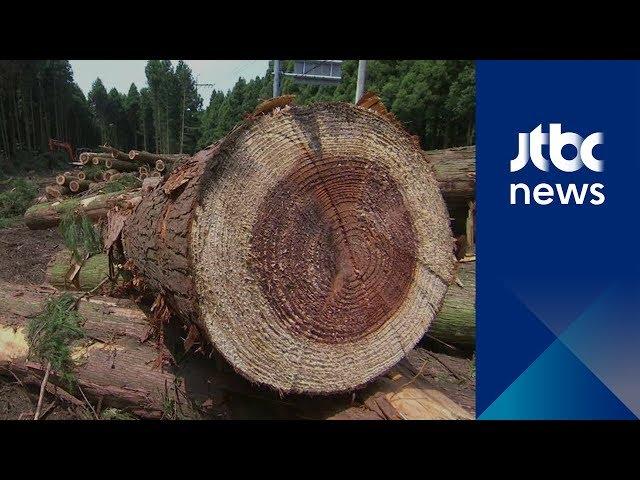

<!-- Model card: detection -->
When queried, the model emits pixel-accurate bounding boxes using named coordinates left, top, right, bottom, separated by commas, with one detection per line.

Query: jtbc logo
left=510, top=124, right=604, bottom=172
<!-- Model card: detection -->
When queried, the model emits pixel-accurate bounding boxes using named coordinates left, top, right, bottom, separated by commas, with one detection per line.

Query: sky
left=69, top=60, right=270, bottom=108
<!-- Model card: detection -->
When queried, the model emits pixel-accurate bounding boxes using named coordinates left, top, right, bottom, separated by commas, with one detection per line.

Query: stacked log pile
left=26, top=146, right=190, bottom=228
left=8, top=95, right=476, bottom=419
left=0, top=280, right=472, bottom=419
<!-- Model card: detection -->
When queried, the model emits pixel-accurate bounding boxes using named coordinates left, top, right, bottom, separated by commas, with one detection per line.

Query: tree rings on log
left=125, top=102, right=455, bottom=394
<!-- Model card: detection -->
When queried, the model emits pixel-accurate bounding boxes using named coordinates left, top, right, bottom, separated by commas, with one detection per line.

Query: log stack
left=31, top=146, right=189, bottom=221
left=0, top=280, right=472, bottom=419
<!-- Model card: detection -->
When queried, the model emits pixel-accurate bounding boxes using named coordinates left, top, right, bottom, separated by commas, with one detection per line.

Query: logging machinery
left=48, top=138, right=90, bottom=163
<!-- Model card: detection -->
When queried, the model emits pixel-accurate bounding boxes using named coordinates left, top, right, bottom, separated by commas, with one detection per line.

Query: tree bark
left=429, top=260, right=475, bottom=349
left=69, top=179, right=90, bottom=193
left=122, top=101, right=456, bottom=395
left=0, top=96, right=11, bottom=155
left=104, top=158, right=140, bottom=172
left=24, top=191, right=141, bottom=230
left=45, top=185, right=70, bottom=199
left=128, top=150, right=182, bottom=165
left=102, top=169, right=119, bottom=181
left=100, top=145, right=130, bottom=162
left=81, top=152, right=111, bottom=165
left=91, top=154, right=112, bottom=166
left=423, top=146, right=475, bottom=209
left=0, top=281, right=226, bottom=419
left=0, top=280, right=471, bottom=420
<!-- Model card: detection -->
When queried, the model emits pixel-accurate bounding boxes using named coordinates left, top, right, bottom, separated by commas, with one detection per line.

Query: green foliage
left=1, top=60, right=474, bottom=173
left=0, top=216, right=20, bottom=228
left=197, top=60, right=475, bottom=150
left=0, top=178, right=38, bottom=225
left=162, top=395, right=177, bottom=420
left=0, top=60, right=100, bottom=166
left=26, top=293, right=85, bottom=388
left=58, top=209, right=102, bottom=261
left=81, top=164, right=104, bottom=182
left=0, top=150, right=68, bottom=175
left=101, top=408, right=138, bottom=420
left=102, top=174, right=140, bottom=193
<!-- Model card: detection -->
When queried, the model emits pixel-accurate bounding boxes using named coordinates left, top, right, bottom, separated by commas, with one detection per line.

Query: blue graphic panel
left=476, top=61, right=640, bottom=419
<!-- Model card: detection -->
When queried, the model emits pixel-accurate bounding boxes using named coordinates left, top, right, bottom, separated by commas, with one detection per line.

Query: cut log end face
left=189, top=103, right=455, bottom=394
left=250, top=157, right=417, bottom=344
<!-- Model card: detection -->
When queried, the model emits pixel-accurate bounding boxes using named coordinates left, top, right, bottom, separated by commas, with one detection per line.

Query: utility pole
left=273, top=60, right=282, bottom=97
left=355, top=60, right=368, bottom=104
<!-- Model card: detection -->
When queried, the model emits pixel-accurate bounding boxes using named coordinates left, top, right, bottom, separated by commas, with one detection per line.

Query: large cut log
left=100, top=145, right=130, bottom=162
left=56, top=173, right=78, bottom=186
left=81, top=152, right=111, bottom=165
left=102, top=169, right=119, bottom=181
left=44, top=248, right=474, bottom=347
left=104, top=158, right=141, bottom=172
left=69, top=179, right=90, bottom=193
left=154, top=159, right=166, bottom=172
left=128, top=150, right=186, bottom=165
left=0, top=281, right=471, bottom=420
left=0, top=281, right=228, bottom=419
left=122, top=101, right=456, bottom=394
left=24, top=191, right=142, bottom=230
left=45, top=250, right=111, bottom=291
left=429, top=259, right=475, bottom=349
left=45, top=185, right=70, bottom=199
left=423, top=146, right=475, bottom=208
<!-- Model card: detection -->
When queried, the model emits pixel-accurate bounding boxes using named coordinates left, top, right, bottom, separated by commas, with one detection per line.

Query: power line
left=229, top=60, right=259, bottom=79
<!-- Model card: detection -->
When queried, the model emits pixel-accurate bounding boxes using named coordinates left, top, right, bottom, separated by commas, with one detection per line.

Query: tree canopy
left=1, top=60, right=474, bottom=172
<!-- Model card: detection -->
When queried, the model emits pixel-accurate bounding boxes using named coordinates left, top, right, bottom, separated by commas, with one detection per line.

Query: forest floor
left=0, top=178, right=476, bottom=420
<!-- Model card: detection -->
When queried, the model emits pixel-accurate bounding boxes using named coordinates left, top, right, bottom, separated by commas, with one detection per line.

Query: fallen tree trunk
left=0, top=280, right=471, bottom=420
left=44, top=248, right=473, bottom=347
left=81, top=152, right=111, bottom=165
left=45, top=250, right=111, bottom=291
left=105, top=158, right=141, bottom=172
left=55, top=173, right=78, bottom=186
left=128, top=150, right=184, bottom=165
left=423, top=146, right=475, bottom=209
left=122, top=101, right=456, bottom=395
left=91, top=154, right=112, bottom=165
left=0, top=281, right=226, bottom=419
left=24, top=191, right=142, bottom=230
left=69, top=179, right=90, bottom=193
left=45, top=185, right=70, bottom=199
left=154, top=159, right=165, bottom=172
left=428, top=259, right=475, bottom=349
left=102, top=169, right=119, bottom=181
left=100, top=145, right=130, bottom=162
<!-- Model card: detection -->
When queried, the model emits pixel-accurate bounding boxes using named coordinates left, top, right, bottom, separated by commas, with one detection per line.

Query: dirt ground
left=0, top=223, right=63, bottom=285
left=0, top=180, right=476, bottom=420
